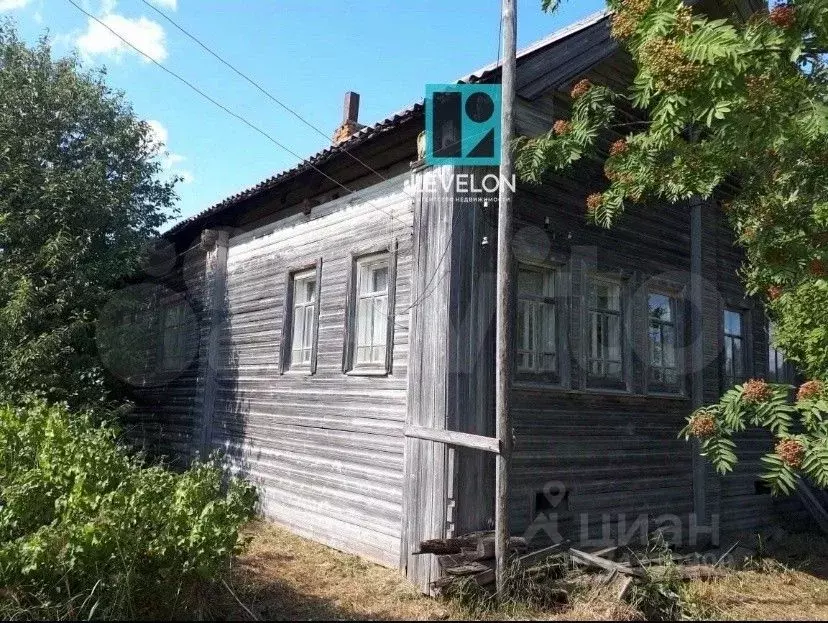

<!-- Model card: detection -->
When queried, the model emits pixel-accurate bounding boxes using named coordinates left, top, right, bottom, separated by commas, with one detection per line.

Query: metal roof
left=166, top=9, right=611, bottom=237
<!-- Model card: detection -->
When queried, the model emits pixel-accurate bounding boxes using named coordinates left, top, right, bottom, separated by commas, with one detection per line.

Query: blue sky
left=6, top=0, right=606, bottom=225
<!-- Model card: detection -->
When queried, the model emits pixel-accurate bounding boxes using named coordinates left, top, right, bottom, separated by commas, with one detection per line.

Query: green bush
left=0, top=402, right=257, bottom=619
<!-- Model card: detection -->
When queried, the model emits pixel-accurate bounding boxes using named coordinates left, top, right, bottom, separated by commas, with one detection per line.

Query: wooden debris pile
left=417, top=533, right=730, bottom=597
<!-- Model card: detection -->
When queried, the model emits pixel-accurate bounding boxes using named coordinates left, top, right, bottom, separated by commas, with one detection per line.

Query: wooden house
left=126, top=0, right=806, bottom=591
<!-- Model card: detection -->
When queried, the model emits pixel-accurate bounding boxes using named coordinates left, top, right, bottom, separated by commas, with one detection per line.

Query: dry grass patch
left=212, top=521, right=828, bottom=621
left=218, top=520, right=456, bottom=620
left=682, top=534, right=828, bottom=621
left=683, top=566, right=828, bottom=620
left=213, top=521, right=642, bottom=621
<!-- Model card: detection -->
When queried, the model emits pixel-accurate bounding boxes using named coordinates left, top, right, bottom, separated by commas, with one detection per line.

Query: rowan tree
left=518, top=0, right=828, bottom=493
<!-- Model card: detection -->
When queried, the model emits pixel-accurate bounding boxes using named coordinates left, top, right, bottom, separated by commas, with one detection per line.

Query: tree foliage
left=517, top=0, right=828, bottom=491
left=0, top=22, right=177, bottom=409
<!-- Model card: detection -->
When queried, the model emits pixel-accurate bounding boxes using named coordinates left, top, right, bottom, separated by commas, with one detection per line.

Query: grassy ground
left=215, top=520, right=458, bottom=620
left=681, top=533, right=828, bottom=621
left=211, top=521, right=828, bottom=621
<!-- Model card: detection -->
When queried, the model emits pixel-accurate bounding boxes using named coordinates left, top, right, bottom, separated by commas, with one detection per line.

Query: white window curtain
left=290, top=269, right=317, bottom=367
left=587, top=280, right=623, bottom=382
left=355, top=255, right=390, bottom=366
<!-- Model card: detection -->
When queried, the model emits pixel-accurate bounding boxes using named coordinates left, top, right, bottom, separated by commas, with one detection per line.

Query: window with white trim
left=516, top=264, right=558, bottom=381
left=648, top=292, right=680, bottom=392
left=723, top=308, right=746, bottom=388
left=354, top=254, right=391, bottom=368
left=586, top=278, right=624, bottom=388
left=288, top=269, right=317, bottom=368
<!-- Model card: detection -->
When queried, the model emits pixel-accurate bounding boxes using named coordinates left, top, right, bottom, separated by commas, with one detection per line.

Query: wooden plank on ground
left=569, top=548, right=646, bottom=578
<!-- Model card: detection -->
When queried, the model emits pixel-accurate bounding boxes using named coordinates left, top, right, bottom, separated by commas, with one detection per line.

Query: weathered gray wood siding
left=493, top=43, right=808, bottom=544
left=507, top=176, right=698, bottom=546
left=402, top=166, right=457, bottom=591
left=210, top=173, right=413, bottom=567
left=126, top=239, right=207, bottom=465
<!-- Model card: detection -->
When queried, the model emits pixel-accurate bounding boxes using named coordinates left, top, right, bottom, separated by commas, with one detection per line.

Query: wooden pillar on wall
left=401, top=165, right=457, bottom=593
left=690, top=198, right=721, bottom=544
left=690, top=200, right=706, bottom=520
left=401, top=162, right=501, bottom=593
left=194, top=227, right=230, bottom=460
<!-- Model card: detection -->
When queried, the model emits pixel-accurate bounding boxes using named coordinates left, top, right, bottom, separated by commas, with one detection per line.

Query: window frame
left=645, top=289, right=684, bottom=395
left=157, top=298, right=189, bottom=373
left=280, top=259, right=323, bottom=375
left=767, top=319, right=795, bottom=384
left=514, top=261, right=563, bottom=385
left=722, top=306, right=749, bottom=389
left=343, top=242, right=397, bottom=375
left=583, top=274, right=629, bottom=391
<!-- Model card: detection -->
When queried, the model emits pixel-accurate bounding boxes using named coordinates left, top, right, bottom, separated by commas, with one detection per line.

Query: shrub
left=0, top=402, right=257, bottom=619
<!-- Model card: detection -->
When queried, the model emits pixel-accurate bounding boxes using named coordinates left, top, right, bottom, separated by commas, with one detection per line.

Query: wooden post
left=495, top=0, right=517, bottom=599
left=690, top=200, right=707, bottom=524
left=196, top=228, right=229, bottom=459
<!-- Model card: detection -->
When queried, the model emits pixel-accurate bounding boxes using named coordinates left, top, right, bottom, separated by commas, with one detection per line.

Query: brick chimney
left=333, top=91, right=365, bottom=144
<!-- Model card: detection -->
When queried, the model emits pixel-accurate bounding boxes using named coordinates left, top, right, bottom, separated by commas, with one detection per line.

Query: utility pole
left=495, top=0, right=516, bottom=599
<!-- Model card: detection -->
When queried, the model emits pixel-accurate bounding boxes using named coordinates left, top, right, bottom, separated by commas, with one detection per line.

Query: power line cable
left=67, top=0, right=499, bottom=321
left=136, top=0, right=405, bottom=195
left=64, top=0, right=412, bottom=233
left=66, top=0, right=452, bottom=330
left=134, top=0, right=503, bottom=312
left=135, top=0, right=500, bottom=312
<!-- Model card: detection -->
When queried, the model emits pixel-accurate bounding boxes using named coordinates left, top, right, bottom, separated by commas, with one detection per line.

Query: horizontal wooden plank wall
left=505, top=170, right=697, bottom=546
left=713, top=207, right=810, bottom=535
left=213, top=174, right=413, bottom=568
left=499, top=42, right=808, bottom=544
left=126, top=239, right=207, bottom=466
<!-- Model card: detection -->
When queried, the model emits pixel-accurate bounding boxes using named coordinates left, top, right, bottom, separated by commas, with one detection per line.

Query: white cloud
left=146, top=120, right=191, bottom=183
left=146, top=119, right=168, bottom=150
left=76, top=14, right=167, bottom=63
left=163, top=152, right=185, bottom=169
left=81, top=0, right=117, bottom=13
left=149, top=0, right=177, bottom=10
left=0, top=0, right=31, bottom=11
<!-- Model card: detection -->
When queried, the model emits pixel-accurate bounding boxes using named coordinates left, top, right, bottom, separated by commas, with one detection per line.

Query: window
left=586, top=279, right=624, bottom=388
left=516, top=264, right=558, bottom=381
left=723, top=308, right=746, bottom=388
left=648, top=292, right=680, bottom=392
left=280, top=263, right=322, bottom=374
left=346, top=252, right=395, bottom=371
left=767, top=320, right=794, bottom=383
left=288, top=269, right=318, bottom=368
left=159, top=301, right=187, bottom=372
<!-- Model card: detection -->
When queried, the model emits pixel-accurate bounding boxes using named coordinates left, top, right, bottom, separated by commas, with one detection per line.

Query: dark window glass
left=648, top=293, right=680, bottom=392
left=723, top=308, right=746, bottom=388
left=516, top=265, right=558, bottom=380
